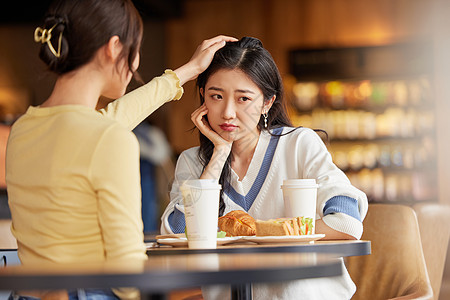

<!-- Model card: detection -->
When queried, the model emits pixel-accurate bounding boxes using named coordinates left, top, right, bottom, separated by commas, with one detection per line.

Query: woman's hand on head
left=174, top=35, right=238, bottom=86
left=191, top=104, right=232, bottom=153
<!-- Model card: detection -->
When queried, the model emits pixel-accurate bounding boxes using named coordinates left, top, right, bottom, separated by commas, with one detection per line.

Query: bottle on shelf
left=289, top=75, right=437, bottom=204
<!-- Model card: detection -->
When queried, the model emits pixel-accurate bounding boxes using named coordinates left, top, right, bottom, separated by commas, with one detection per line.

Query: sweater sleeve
left=160, top=148, right=202, bottom=234
left=99, top=70, right=183, bottom=131
left=296, top=129, right=368, bottom=239
left=90, top=124, right=147, bottom=261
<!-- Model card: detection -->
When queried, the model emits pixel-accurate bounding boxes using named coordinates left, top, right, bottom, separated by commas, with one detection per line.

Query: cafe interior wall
left=164, top=0, right=450, bottom=205
left=164, top=1, right=450, bottom=298
left=2, top=0, right=448, bottom=206
left=0, top=3, right=448, bottom=219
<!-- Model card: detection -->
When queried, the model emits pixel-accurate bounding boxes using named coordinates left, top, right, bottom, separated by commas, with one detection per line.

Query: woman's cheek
left=246, top=106, right=263, bottom=124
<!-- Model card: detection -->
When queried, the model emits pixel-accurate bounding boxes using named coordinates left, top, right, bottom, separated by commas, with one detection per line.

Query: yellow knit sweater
left=6, top=70, right=183, bottom=298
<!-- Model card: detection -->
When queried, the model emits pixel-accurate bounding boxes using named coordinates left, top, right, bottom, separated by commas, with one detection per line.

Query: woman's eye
left=239, top=97, right=251, bottom=102
left=211, top=94, right=222, bottom=100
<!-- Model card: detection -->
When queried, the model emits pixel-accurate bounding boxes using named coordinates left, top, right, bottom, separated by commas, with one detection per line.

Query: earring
left=263, top=113, right=268, bottom=128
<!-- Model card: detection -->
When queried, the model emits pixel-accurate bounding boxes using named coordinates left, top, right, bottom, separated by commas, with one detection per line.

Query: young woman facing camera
left=161, top=37, right=368, bottom=299
left=6, top=0, right=235, bottom=299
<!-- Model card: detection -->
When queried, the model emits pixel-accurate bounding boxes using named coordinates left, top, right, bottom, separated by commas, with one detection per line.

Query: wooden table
left=147, top=240, right=371, bottom=257
left=0, top=252, right=342, bottom=300
left=146, top=239, right=371, bottom=299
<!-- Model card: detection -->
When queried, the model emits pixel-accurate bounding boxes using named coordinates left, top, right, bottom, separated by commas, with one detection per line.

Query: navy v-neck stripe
left=225, top=127, right=283, bottom=211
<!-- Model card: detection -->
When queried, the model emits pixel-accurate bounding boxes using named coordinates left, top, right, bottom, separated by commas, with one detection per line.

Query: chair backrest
left=0, top=219, right=17, bottom=249
left=346, top=204, right=433, bottom=300
left=412, top=203, right=450, bottom=300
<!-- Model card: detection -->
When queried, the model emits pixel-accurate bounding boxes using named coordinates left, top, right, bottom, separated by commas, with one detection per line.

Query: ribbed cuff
left=323, top=196, right=361, bottom=221
left=322, top=212, right=363, bottom=239
left=168, top=205, right=186, bottom=233
left=164, top=69, right=184, bottom=100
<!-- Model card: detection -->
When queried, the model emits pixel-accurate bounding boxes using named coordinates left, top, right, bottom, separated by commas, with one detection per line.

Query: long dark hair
left=37, top=0, right=143, bottom=79
left=196, top=37, right=294, bottom=216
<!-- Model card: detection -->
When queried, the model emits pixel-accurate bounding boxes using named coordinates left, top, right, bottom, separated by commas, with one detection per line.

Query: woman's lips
left=219, top=124, right=237, bottom=132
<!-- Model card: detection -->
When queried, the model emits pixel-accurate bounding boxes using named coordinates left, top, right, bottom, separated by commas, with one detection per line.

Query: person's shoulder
left=277, top=126, right=326, bottom=146
left=277, top=126, right=315, bottom=139
left=178, top=146, right=200, bottom=160
left=51, top=106, right=121, bottom=132
left=95, top=119, right=137, bottom=146
left=175, top=146, right=202, bottom=173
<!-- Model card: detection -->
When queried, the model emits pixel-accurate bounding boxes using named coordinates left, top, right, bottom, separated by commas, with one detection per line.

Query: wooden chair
left=412, top=203, right=450, bottom=300
left=345, top=204, right=433, bottom=300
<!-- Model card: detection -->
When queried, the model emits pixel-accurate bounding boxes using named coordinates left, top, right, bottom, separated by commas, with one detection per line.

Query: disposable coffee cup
left=281, top=179, right=318, bottom=234
left=180, top=179, right=221, bottom=249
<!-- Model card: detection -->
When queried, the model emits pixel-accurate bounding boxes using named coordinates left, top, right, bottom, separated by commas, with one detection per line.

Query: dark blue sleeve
left=168, top=207, right=186, bottom=233
left=323, top=196, right=361, bottom=221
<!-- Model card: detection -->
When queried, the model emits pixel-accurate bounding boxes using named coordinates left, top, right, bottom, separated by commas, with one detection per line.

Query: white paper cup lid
left=281, top=179, right=318, bottom=189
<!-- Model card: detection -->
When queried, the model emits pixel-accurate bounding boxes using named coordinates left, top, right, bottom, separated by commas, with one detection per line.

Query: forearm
left=174, top=62, right=200, bottom=86
left=99, top=70, right=183, bottom=130
left=200, top=146, right=230, bottom=180
left=315, top=219, right=356, bottom=240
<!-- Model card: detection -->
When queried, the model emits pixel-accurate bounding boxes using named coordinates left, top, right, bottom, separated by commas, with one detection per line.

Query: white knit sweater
left=160, top=127, right=368, bottom=300
left=161, top=127, right=368, bottom=239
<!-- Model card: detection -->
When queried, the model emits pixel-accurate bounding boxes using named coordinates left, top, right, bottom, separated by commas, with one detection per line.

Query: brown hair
left=196, top=37, right=328, bottom=216
left=196, top=37, right=293, bottom=216
left=38, top=0, right=143, bottom=79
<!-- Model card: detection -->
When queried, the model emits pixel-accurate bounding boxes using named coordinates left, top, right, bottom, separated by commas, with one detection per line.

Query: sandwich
left=218, top=210, right=256, bottom=237
left=255, top=216, right=314, bottom=236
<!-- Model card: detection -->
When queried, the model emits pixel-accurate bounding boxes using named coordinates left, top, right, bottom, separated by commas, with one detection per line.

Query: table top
left=147, top=239, right=371, bottom=257
left=0, top=252, right=342, bottom=293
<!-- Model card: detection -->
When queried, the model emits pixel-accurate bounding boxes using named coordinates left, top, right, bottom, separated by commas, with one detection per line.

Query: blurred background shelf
left=286, top=42, right=437, bottom=205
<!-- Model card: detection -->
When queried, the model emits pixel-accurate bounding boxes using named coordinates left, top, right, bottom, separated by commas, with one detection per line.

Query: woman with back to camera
left=5, top=0, right=235, bottom=299
left=160, top=37, right=368, bottom=299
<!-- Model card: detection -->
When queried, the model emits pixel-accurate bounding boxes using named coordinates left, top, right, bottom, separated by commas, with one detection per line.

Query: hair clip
left=34, top=23, right=63, bottom=58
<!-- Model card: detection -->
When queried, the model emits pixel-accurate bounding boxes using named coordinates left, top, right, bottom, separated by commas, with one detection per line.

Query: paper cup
left=281, top=179, right=318, bottom=234
left=180, top=179, right=221, bottom=249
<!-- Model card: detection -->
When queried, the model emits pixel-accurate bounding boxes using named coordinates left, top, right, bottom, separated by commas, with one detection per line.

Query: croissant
left=218, top=210, right=256, bottom=236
